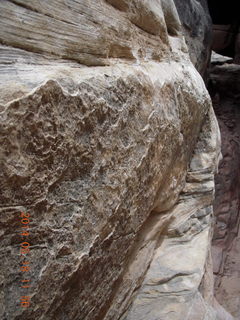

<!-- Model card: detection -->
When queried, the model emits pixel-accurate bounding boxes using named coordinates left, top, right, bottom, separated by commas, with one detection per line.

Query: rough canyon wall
left=0, top=1, right=228, bottom=320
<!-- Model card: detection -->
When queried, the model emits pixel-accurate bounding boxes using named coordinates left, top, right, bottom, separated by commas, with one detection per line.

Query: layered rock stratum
left=0, top=1, right=231, bottom=320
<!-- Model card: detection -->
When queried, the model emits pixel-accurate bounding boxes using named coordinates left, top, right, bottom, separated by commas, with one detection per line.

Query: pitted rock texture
left=0, top=61, right=211, bottom=320
left=0, top=1, right=217, bottom=320
left=210, top=59, right=240, bottom=319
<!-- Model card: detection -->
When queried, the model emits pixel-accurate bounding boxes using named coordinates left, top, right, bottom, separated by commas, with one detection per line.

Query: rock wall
left=174, top=0, right=212, bottom=77
left=210, top=58, right=240, bottom=319
left=0, top=1, right=222, bottom=320
left=119, top=107, right=221, bottom=320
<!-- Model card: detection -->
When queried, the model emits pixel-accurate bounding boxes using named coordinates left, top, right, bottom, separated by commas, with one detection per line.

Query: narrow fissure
left=209, top=55, right=240, bottom=319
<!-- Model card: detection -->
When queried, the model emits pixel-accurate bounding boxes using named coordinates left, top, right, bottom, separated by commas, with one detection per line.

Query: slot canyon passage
left=0, top=1, right=239, bottom=320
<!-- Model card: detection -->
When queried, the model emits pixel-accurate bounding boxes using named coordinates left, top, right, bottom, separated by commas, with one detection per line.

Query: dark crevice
left=208, top=55, right=240, bottom=319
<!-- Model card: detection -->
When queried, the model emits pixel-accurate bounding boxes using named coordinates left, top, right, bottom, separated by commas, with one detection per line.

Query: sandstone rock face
left=0, top=1, right=220, bottom=320
left=173, top=0, right=212, bottom=76
left=210, top=60, right=240, bottom=319
left=119, top=107, right=221, bottom=320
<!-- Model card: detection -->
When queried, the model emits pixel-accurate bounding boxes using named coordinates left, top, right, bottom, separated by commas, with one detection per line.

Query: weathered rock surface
left=173, top=0, right=212, bottom=76
left=0, top=0, right=179, bottom=67
left=0, top=1, right=222, bottom=320
left=210, top=59, right=240, bottom=319
left=119, top=106, right=221, bottom=320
